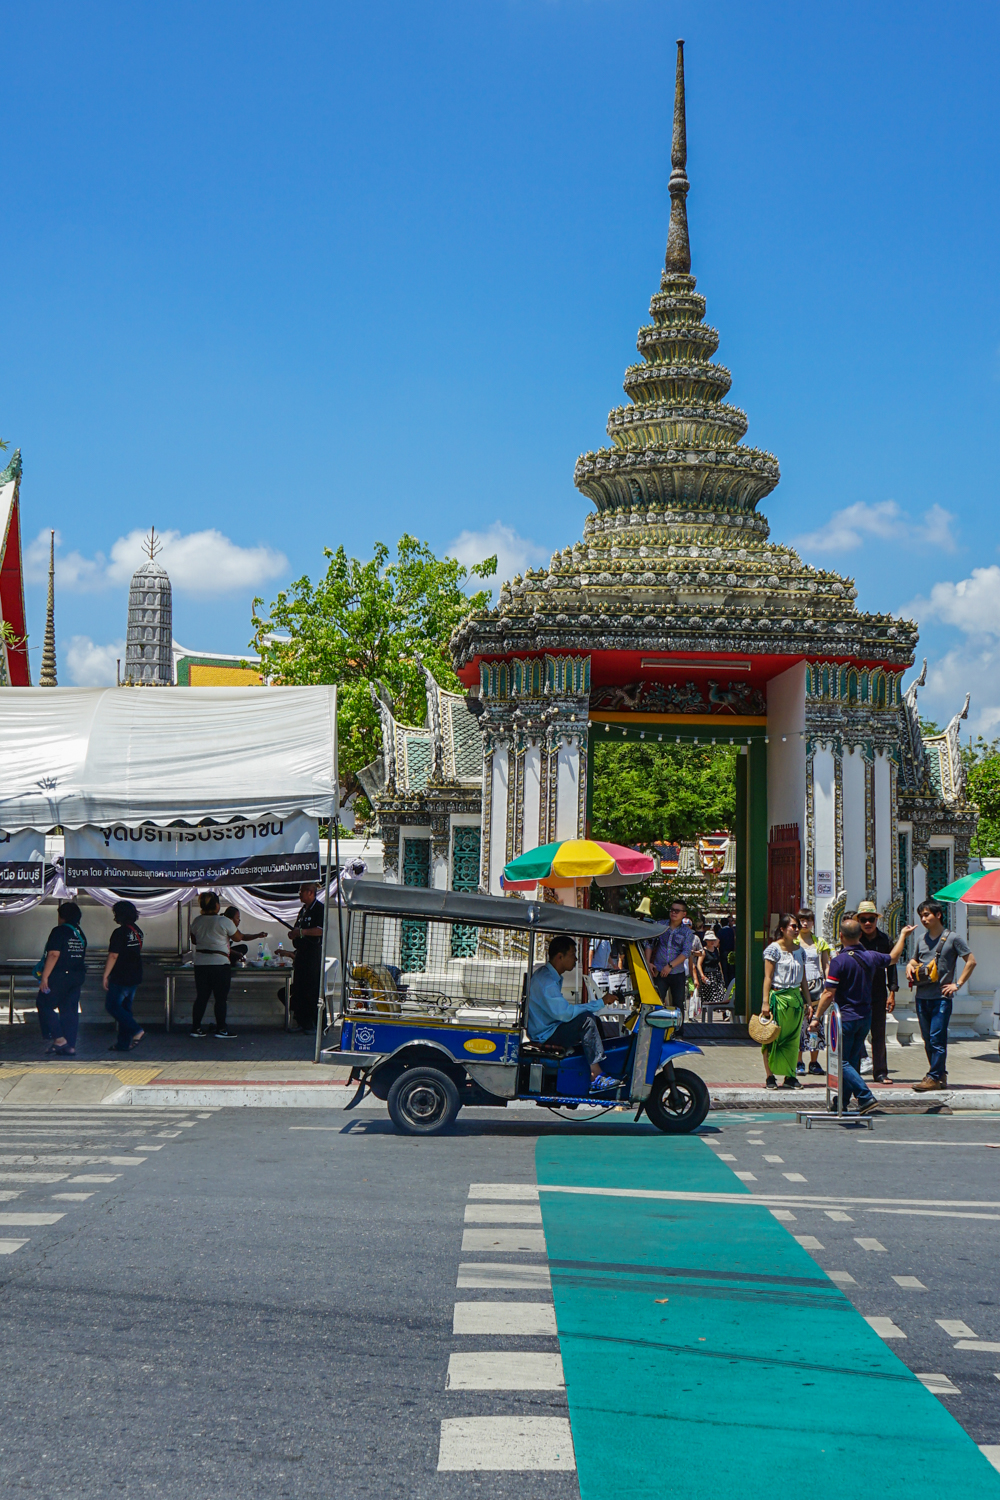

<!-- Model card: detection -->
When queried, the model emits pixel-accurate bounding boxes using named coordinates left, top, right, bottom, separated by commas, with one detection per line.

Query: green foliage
left=251, top=535, right=496, bottom=811
left=590, top=741, right=737, bottom=849
left=966, top=735, right=1000, bottom=858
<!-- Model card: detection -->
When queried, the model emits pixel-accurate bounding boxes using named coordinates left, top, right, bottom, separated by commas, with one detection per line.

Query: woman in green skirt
left=760, top=914, right=811, bottom=1090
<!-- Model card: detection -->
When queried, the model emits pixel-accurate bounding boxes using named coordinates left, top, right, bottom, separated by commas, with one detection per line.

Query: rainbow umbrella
left=502, top=839, right=655, bottom=891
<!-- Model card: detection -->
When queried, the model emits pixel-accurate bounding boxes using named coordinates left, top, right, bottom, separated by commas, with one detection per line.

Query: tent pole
left=314, top=815, right=335, bottom=1064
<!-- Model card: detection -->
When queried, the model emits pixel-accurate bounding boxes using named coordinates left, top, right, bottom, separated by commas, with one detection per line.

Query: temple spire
left=665, top=39, right=691, bottom=275
left=39, top=529, right=57, bottom=687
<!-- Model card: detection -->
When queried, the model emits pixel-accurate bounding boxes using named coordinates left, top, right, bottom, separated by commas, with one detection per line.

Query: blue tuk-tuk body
left=321, top=881, right=710, bottom=1135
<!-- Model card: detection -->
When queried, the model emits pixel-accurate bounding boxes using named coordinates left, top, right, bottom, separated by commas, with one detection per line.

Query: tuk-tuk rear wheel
left=387, top=1066, right=461, bottom=1135
left=644, top=1067, right=710, bottom=1134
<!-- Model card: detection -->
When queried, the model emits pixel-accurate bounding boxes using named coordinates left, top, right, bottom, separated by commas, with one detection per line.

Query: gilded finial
left=665, top=39, right=691, bottom=275
left=39, top=529, right=58, bottom=687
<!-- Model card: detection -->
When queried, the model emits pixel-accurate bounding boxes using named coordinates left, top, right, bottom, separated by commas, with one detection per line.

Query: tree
left=250, top=535, right=496, bottom=813
left=965, top=736, right=1000, bottom=858
left=589, top=741, right=737, bottom=849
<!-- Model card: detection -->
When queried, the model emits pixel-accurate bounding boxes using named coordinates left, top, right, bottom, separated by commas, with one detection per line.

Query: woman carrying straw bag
left=758, top=913, right=811, bottom=1090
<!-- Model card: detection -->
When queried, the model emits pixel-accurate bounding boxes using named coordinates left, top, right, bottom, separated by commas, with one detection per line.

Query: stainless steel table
left=163, top=965, right=293, bottom=1032
left=0, top=961, right=41, bottom=1025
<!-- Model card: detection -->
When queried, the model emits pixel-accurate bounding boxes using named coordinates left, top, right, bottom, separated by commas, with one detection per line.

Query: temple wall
left=555, top=739, right=581, bottom=842
left=811, top=745, right=837, bottom=926
left=766, top=664, right=806, bottom=877
left=841, top=746, right=868, bottom=905
left=488, top=745, right=509, bottom=894
left=874, top=750, right=894, bottom=909
left=522, top=744, right=542, bottom=854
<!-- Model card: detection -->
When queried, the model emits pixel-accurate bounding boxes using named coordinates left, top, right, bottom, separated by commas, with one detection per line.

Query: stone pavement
left=684, top=1036, right=1000, bottom=1089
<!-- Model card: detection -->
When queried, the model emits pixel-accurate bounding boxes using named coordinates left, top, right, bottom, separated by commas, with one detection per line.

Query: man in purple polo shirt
left=813, top=917, right=914, bottom=1114
left=646, top=898, right=695, bottom=1009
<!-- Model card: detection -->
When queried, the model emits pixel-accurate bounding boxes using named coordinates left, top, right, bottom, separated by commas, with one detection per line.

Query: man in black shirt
left=289, top=883, right=325, bottom=1032
left=856, top=901, right=898, bottom=1084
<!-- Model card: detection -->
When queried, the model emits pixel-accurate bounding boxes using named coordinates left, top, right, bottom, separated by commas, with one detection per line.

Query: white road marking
left=981, top=1446, right=1000, bottom=1474
left=764, top=1155, right=784, bottom=1163
left=955, top=1340, right=1000, bottom=1353
left=867, top=1208, right=1000, bottom=1221
left=51, top=1193, right=94, bottom=1201
left=0, top=1213, right=64, bottom=1225
left=156, top=1132, right=182, bottom=1138
left=0, top=1173, right=67, bottom=1183
left=0, top=1156, right=145, bottom=1166
left=893, top=1276, right=926, bottom=1289
left=0, top=1191, right=21, bottom=1201
left=457, top=1262, right=551, bottom=1290
left=0, top=1239, right=28, bottom=1254
left=69, top=1175, right=120, bottom=1183
left=828, top=1271, right=856, bottom=1284
left=437, top=1416, right=575, bottom=1471
left=453, top=1303, right=556, bottom=1336
left=783, top=1172, right=807, bottom=1182
left=865, top=1140, right=1000, bottom=1148
left=468, top=1184, right=539, bottom=1200
left=770, top=1209, right=796, bottom=1221
left=825, top=1211, right=853, bottom=1221
left=937, top=1320, right=976, bottom=1338
left=855, top=1238, right=886, bottom=1252
left=794, top=1235, right=824, bottom=1250
left=464, top=1204, right=542, bottom=1225
left=536, top=1183, right=1000, bottom=1211
left=734, top=1172, right=757, bottom=1182
left=446, top=1352, right=564, bottom=1390
left=717, top=1154, right=737, bottom=1161
left=462, top=1228, right=547, bottom=1253
left=917, top=1372, right=959, bottom=1394
left=866, top=1316, right=906, bottom=1339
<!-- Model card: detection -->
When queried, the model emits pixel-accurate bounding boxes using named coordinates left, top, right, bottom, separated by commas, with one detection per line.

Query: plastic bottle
left=262, top=940, right=272, bottom=966
left=256, top=941, right=265, bottom=966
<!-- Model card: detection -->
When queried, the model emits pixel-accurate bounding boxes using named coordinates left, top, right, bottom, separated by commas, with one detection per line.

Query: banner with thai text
left=0, top=829, right=46, bottom=892
left=64, top=815, right=320, bottom=888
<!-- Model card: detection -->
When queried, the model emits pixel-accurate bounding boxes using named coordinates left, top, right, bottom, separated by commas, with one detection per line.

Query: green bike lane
left=536, top=1129, right=1000, bottom=1500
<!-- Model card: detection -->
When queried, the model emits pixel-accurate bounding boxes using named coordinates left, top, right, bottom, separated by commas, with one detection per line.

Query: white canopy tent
left=0, top=685, right=338, bottom=829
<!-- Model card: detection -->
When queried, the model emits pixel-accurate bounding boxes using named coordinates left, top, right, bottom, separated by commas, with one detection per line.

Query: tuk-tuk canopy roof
left=341, top=879, right=668, bottom=941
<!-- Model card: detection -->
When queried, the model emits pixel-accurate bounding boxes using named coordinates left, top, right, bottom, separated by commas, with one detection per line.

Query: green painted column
left=734, top=751, right=748, bottom=1020
left=748, top=736, right=768, bottom=1014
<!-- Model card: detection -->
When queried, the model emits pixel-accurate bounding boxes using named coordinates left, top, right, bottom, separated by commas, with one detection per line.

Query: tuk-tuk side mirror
left=645, top=1007, right=682, bottom=1031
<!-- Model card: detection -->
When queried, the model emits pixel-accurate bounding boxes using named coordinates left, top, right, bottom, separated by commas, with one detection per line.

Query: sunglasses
left=859, top=915, right=877, bottom=923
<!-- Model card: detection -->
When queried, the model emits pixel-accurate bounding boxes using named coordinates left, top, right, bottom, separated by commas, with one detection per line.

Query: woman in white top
left=189, top=892, right=238, bottom=1038
left=760, top=913, right=810, bottom=1090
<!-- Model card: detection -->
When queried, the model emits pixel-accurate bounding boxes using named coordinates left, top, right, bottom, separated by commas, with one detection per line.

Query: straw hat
left=856, top=900, right=878, bottom=915
left=635, top=896, right=653, bottom=916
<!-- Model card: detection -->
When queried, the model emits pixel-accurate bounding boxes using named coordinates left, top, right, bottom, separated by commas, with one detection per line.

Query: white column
left=874, top=749, right=893, bottom=909
left=841, top=745, right=867, bottom=906
left=766, top=664, right=807, bottom=883
left=488, top=744, right=509, bottom=895
left=522, top=744, right=541, bottom=855
left=811, top=744, right=837, bottom=930
left=555, top=738, right=582, bottom=842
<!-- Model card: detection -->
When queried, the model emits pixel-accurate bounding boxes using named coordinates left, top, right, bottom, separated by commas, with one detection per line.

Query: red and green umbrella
left=502, top=838, right=654, bottom=891
left=933, top=870, right=1000, bottom=904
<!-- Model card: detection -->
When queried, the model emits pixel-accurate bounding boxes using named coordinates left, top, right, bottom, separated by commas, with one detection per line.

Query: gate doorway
left=586, top=713, right=768, bottom=1021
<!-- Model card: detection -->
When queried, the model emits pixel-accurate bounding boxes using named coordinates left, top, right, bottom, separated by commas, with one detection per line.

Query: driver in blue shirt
left=526, top=935, right=617, bottom=1091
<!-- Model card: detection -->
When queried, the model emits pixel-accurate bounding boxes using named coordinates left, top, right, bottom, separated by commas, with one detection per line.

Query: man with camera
left=908, top=899, right=976, bottom=1092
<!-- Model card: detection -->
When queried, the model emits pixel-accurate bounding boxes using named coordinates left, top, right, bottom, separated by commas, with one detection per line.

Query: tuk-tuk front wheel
left=645, top=1067, right=710, bottom=1134
left=387, top=1066, right=461, bottom=1135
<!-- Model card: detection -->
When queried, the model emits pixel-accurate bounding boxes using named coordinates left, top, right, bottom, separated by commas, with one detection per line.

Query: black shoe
left=782, top=1075, right=801, bottom=1089
left=190, top=1028, right=207, bottom=1038
left=858, top=1096, right=879, bottom=1116
left=213, top=1029, right=237, bottom=1039
left=807, top=1061, right=824, bottom=1076
left=765, top=1075, right=777, bottom=1089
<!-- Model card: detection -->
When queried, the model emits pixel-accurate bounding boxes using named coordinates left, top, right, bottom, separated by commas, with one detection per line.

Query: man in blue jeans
left=907, top=899, right=976, bottom=1092
left=814, top=917, right=914, bottom=1114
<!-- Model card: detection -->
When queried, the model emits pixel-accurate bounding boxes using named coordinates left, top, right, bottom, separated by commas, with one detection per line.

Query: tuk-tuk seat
left=519, top=1037, right=576, bottom=1061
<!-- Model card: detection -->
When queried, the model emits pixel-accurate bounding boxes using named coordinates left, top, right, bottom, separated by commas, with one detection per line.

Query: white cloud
left=793, top=500, right=957, bottom=556
left=64, top=636, right=126, bottom=687
left=902, top=565, right=1000, bottom=638
left=25, top=527, right=287, bottom=596
left=447, top=521, right=549, bottom=595
left=914, top=642, right=1000, bottom=741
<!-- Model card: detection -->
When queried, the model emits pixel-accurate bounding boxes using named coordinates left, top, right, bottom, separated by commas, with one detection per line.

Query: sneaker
left=913, top=1075, right=945, bottom=1092
left=858, top=1095, right=879, bottom=1115
left=860, top=1057, right=873, bottom=1076
left=765, top=1075, right=777, bottom=1090
left=213, top=1029, right=237, bottom=1039
left=807, top=1061, right=824, bottom=1076
left=782, top=1075, right=801, bottom=1089
left=189, top=1028, right=208, bottom=1038
left=796, top=1062, right=806, bottom=1075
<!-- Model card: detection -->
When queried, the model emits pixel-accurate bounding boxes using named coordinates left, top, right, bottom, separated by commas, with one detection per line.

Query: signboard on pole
left=0, top=829, right=45, bottom=892
left=64, top=815, right=320, bottom=888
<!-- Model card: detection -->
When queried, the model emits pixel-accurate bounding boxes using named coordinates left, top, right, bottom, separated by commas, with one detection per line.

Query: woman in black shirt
left=102, top=900, right=145, bottom=1052
left=37, top=901, right=88, bottom=1056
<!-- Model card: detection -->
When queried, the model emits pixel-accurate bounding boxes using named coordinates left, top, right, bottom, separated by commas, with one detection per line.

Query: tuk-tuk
left=320, top=880, right=710, bottom=1136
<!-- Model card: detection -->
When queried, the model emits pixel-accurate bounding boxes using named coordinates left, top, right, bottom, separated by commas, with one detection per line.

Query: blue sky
left=5, top=0, right=1000, bottom=733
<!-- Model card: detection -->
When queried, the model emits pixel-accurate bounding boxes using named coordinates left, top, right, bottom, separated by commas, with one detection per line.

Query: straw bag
left=749, top=1010, right=780, bottom=1045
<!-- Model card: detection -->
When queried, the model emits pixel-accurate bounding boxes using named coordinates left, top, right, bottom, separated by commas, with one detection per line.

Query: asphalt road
left=0, top=1100, right=998, bottom=1498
